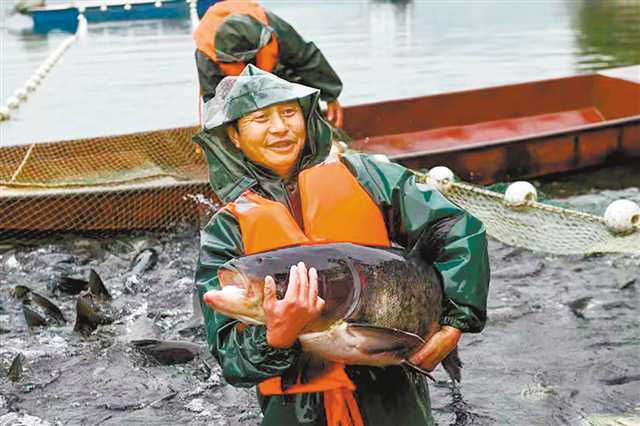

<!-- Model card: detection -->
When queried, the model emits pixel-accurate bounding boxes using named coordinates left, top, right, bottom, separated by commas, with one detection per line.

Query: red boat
left=345, top=65, right=640, bottom=184
left=1, top=66, right=638, bottom=231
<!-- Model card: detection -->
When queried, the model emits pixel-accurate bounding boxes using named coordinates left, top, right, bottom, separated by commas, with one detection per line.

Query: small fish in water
left=8, top=353, right=25, bottom=382
left=131, top=248, right=159, bottom=276
left=74, top=270, right=114, bottom=335
left=12, top=286, right=66, bottom=327
left=204, top=216, right=463, bottom=382
left=566, top=296, right=593, bottom=319
left=131, top=340, right=203, bottom=365
left=22, top=305, right=47, bottom=328
left=51, top=276, right=88, bottom=295
left=124, top=249, right=159, bottom=294
left=177, top=291, right=206, bottom=338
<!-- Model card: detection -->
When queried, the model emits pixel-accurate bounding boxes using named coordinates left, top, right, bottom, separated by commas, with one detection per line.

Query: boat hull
left=29, top=0, right=218, bottom=34
left=2, top=67, right=639, bottom=232
left=345, top=70, right=640, bottom=184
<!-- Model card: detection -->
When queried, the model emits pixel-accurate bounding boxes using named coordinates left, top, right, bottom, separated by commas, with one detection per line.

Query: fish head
left=203, top=255, right=279, bottom=325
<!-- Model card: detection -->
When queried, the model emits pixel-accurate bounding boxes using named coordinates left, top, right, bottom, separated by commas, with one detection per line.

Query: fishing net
left=0, top=126, right=216, bottom=235
left=414, top=173, right=639, bottom=256
left=1, top=127, right=638, bottom=255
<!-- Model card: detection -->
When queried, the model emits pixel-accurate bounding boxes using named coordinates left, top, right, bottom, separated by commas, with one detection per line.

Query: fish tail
left=441, top=346, right=463, bottom=383
left=409, top=213, right=463, bottom=264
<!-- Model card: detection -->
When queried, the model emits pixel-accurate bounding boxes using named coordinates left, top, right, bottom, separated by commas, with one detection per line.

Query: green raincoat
left=193, top=65, right=490, bottom=426
left=195, top=10, right=342, bottom=103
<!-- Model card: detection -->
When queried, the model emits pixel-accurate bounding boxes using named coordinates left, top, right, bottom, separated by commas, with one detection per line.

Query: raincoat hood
left=193, top=65, right=333, bottom=204
left=215, top=14, right=273, bottom=63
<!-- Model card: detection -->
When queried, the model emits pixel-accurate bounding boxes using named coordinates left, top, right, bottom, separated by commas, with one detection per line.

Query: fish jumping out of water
left=204, top=216, right=463, bottom=382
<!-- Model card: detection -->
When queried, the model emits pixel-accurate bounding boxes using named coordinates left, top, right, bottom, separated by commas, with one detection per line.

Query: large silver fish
left=204, top=217, right=462, bottom=381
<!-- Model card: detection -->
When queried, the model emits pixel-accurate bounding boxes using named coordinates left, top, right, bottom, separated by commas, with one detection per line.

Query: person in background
left=193, top=65, right=491, bottom=425
left=194, top=0, right=344, bottom=128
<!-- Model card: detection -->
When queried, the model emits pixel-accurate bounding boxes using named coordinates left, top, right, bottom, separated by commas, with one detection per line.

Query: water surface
left=2, top=0, right=639, bottom=145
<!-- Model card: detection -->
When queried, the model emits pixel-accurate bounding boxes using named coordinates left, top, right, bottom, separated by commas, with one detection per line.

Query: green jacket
left=193, top=66, right=490, bottom=425
left=195, top=10, right=342, bottom=103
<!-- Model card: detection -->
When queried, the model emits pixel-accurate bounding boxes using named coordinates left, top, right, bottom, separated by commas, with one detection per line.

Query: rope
left=188, top=0, right=200, bottom=32
left=9, top=143, right=36, bottom=184
left=0, top=14, right=88, bottom=122
left=410, top=170, right=639, bottom=255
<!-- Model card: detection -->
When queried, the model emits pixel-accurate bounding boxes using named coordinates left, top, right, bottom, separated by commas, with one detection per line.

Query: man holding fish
left=193, top=65, right=490, bottom=425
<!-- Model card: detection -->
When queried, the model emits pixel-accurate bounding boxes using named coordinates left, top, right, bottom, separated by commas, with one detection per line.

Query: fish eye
left=257, top=257, right=263, bottom=264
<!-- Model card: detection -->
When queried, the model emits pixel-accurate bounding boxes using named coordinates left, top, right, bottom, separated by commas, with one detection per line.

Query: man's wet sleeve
left=341, top=153, right=490, bottom=333
left=266, top=11, right=343, bottom=101
left=195, top=50, right=226, bottom=103
left=196, top=210, right=300, bottom=387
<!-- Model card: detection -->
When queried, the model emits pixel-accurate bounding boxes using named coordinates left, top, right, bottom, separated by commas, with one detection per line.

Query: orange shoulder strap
left=225, top=191, right=309, bottom=255
left=299, top=158, right=391, bottom=247
left=194, top=0, right=279, bottom=76
left=259, top=363, right=364, bottom=426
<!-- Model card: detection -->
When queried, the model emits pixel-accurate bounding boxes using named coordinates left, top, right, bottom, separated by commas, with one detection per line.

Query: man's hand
left=408, top=326, right=461, bottom=371
left=264, top=262, right=325, bottom=348
left=325, top=100, right=344, bottom=128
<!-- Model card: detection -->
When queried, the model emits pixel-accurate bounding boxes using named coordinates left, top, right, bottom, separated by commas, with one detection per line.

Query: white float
left=504, top=181, right=538, bottom=208
left=604, top=199, right=640, bottom=233
left=15, top=88, right=28, bottom=101
left=372, top=154, right=390, bottom=163
left=0, top=107, right=10, bottom=121
left=427, top=166, right=454, bottom=191
left=7, top=97, right=20, bottom=109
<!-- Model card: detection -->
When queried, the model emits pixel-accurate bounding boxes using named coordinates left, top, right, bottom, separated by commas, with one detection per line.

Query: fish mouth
left=203, top=287, right=265, bottom=325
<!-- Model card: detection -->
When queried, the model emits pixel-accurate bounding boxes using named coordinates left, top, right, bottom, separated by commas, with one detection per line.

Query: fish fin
left=30, top=291, right=66, bottom=324
left=408, top=213, right=463, bottom=264
left=89, top=269, right=112, bottom=301
left=401, top=360, right=436, bottom=381
left=22, top=305, right=47, bottom=328
left=441, top=346, right=463, bottom=383
left=347, top=323, right=424, bottom=357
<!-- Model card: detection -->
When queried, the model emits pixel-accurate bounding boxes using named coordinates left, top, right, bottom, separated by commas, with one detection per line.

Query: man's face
left=227, top=101, right=306, bottom=178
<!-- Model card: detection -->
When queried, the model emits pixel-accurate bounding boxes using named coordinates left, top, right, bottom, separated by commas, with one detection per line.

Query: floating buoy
left=124, top=3, right=132, bottom=10
left=7, top=97, right=20, bottom=109
left=372, top=154, right=390, bottom=163
left=604, top=199, right=640, bottom=234
left=428, top=166, right=454, bottom=191
left=15, top=88, right=28, bottom=101
left=77, top=14, right=88, bottom=38
left=0, top=107, right=10, bottom=121
left=26, top=80, right=38, bottom=92
left=100, top=4, right=108, bottom=11
left=504, top=181, right=537, bottom=208
left=334, top=141, right=348, bottom=153
left=154, top=0, right=162, bottom=7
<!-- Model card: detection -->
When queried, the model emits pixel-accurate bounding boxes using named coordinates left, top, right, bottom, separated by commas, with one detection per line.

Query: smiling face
left=226, top=100, right=306, bottom=178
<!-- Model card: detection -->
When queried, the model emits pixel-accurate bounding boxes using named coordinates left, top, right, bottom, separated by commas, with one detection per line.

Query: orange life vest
left=224, top=156, right=391, bottom=426
left=194, top=0, right=279, bottom=76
